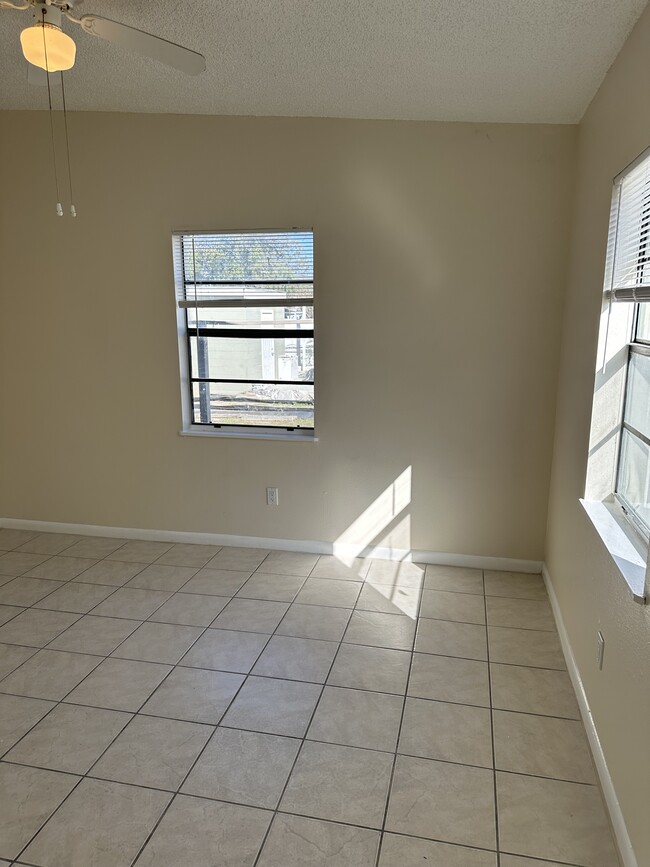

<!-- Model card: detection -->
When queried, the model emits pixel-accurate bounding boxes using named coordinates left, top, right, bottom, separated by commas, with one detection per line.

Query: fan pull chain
left=60, top=70, right=76, bottom=217
left=41, top=11, right=63, bottom=217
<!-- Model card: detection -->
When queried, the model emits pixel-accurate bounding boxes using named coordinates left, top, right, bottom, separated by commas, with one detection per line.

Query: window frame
left=172, top=230, right=316, bottom=441
left=613, top=315, right=650, bottom=542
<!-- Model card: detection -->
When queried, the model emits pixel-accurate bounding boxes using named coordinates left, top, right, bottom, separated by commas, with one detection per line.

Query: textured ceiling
left=0, top=0, right=647, bottom=123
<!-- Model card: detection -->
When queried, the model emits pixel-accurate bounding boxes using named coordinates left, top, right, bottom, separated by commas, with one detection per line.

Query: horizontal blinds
left=610, top=153, right=650, bottom=300
left=176, top=231, right=313, bottom=306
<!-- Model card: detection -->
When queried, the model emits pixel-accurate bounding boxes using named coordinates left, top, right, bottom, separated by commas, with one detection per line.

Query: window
left=604, top=151, right=650, bottom=540
left=173, top=230, right=314, bottom=437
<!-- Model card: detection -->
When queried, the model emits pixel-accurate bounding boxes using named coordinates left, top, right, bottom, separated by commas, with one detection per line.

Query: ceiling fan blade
left=27, top=62, right=60, bottom=87
left=77, top=15, right=206, bottom=75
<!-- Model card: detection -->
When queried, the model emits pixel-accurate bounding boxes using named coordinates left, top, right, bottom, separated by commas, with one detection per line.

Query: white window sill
left=179, top=426, right=317, bottom=442
left=580, top=499, right=647, bottom=603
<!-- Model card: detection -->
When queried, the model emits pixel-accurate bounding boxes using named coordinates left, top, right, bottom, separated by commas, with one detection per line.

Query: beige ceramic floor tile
left=48, top=616, right=138, bottom=656
left=424, top=564, right=485, bottom=594
left=106, top=540, right=173, bottom=563
left=181, top=567, right=252, bottom=596
left=155, top=543, right=222, bottom=568
left=62, top=537, right=128, bottom=559
left=5, top=703, right=130, bottom=773
left=22, top=777, right=171, bottom=867
left=487, top=625, right=566, bottom=669
left=25, top=556, right=98, bottom=582
left=211, top=598, right=290, bottom=633
left=386, top=754, right=496, bottom=849
left=89, top=588, right=172, bottom=620
left=33, top=581, right=117, bottom=614
left=0, top=763, right=79, bottom=861
left=399, top=697, right=492, bottom=767
left=90, top=714, right=213, bottom=790
left=419, top=588, right=486, bottom=624
left=65, top=658, right=172, bottom=712
left=206, top=546, right=270, bottom=571
left=0, top=551, right=50, bottom=576
left=328, top=643, right=411, bottom=694
left=486, top=597, right=555, bottom=631
left=181, top=628, right=268, bottom=673
left=0, top=643, right=38, bottom=679
left=379, top=833, right=497, bottom=866
left=294, top=577, right=362, bottom=608
left=408, top=653, right=490, bottom=706
left=148, top=592, right=229, bottom=626
left=484, top=570, right=546, bottom=600
left=0, top=693, right=55, bottom=754
left=0, top=609, right=80, bottom=647
left=16, top=533, right=80, bottom=556
left=261, top=550, right=319, bottom=576
left=141, top=666, right=244, bottom=724
left=135, top=794, right=271, bottom=867
left=343, top=610, right=416, bottom=650
left=125, top=564, right=198, bottom=592
left=252, top=635, right=338, bottom=682
left=111, top=621, right=203, bottom=664
left=182, top=726, right=299, bottom=808
left=0, top=604, right=24, bottom=626
left=237, top=572, right=306, bottom=602
left=258, top=814, right=379, bottom=866
left=307, top=685, right=403, bottom=751
left=356, top=582, right=420, bottom=617
left=281, top=740, right=393, bottom=828
left=311, top=555, right=372, bottom=581
left=221, top=675, right=321, bottom=736
left=277, top=603, right=352, bottom=641
left=490, top=663, right=580, bottom=718
left=72, top=560, right=145, bottom=587
left=415, top=617, right=487, bottom=660
left=365, top=560, right=425, bottom=588
left=493, top=709, right=596, bottom=783
left=497, top=771, right=619, bottom=867
left=0, top=577, right=65, bottom=607
left=0, top=649, right=101, bottom=700
left=0, top=528, right=39, bottom=550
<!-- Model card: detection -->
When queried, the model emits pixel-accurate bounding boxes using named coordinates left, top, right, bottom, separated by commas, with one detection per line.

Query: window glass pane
left=617, top=428, right=650, bottom=533
left=192, top=382, right=314, bottom=428
left=190, top=336, right=314, bottom=382
left=636, top=304, right=650, bottom=342
left=187, top=305, right=313, bottom=330
left=623, top=351, right=650, bottom=438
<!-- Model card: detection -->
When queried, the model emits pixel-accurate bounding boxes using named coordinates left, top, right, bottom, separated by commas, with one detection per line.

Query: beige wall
left=0, top=112, right=575, bottom=559
left=546, top=5, right=650, bottom=864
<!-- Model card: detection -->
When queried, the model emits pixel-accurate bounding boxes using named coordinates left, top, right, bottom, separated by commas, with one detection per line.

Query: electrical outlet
left=596, top=631, right=605, bottom=670
left=266, top=487, right=279, bottom=506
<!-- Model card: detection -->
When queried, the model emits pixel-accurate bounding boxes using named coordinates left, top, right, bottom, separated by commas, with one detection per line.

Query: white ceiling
left=0, top=0, right=647, bottom=123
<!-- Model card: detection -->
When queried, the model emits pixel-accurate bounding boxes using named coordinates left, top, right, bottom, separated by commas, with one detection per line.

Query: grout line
left=248, top=618, right=346, bottom=867
left=483, top=569, right=501, bottom=867
left=372, top=572, right=422, bottom=867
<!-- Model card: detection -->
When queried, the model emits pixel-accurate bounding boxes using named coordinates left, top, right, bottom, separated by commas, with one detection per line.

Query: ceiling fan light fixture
left=20, top=22, right=76, bottom=72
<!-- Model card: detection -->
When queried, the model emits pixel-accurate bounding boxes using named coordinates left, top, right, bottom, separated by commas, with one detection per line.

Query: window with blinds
left=606, top=149, right=650, bottom=537
left=172, top=230, right=314, bottom=433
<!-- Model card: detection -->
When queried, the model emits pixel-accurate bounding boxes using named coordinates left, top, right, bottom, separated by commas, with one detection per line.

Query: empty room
left=0, top=1, right=649, bottom=865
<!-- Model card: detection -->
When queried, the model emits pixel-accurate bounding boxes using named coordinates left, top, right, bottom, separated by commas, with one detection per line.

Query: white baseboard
left=542, top=564, right=637, bottom=867
left=0, top=517, right=541, bottom=573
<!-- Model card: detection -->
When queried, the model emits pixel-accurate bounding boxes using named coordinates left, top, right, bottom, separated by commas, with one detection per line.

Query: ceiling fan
left=0, top=0, right=206, bottom=80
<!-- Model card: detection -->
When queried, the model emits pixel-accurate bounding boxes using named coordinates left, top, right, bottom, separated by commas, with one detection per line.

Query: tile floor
left=0, top=529, right=620, bottom=867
